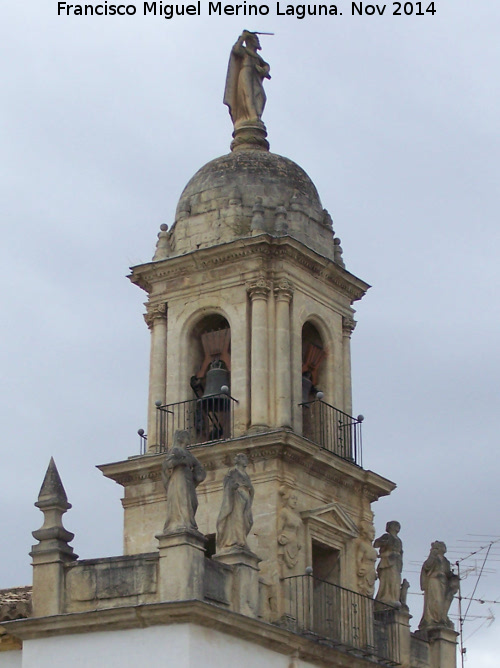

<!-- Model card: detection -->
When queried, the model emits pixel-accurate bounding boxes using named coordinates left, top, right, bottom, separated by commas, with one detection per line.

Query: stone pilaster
left=144, top=301, right=168, bottom=452
left=342, top=315, right=356, bottom=416
left=30, top=458, right=78, bottom=617
left=156, top=529, right=206, bottom=602
left=274, top=280, right=294, bottom=428
left=247, top=279, right=271, bottom=431
left=213, top=548, right=262, bottom=618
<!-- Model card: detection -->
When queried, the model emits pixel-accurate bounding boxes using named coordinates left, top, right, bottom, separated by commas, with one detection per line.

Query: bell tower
left=100, top=33, right=393, bottom=595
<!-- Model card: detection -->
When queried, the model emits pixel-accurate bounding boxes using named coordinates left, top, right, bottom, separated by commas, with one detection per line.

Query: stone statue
left=374, top=521, right=403, bottom=607
left=224, top=31, right=271, bottom=126
left=161, top=430, right=206, bottom=534
left=216, top=453, right=254, bottom=551
left=355, top=520, right=378, bottom=597
left=419, top=541, right=459, bottom=630
left=277, top=486, right=303, bottom=572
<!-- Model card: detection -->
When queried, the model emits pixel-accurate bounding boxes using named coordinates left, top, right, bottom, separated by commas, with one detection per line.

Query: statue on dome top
left=224, top=31, right=272, bottom=151
left=224, top=31, right=271, bottom=126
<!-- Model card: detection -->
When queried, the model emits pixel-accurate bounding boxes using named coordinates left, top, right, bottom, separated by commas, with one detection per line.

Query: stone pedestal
left=426, top=627, right=458, bottom=668
left=213, top=548, right=261, bottom=618
left=231, top=119, right=269, bottom=152
left=156, top=529, right=206, bottom=602
left=392, top=608, right=412, bottom=668
left=31, top=541, right=77, bottom=617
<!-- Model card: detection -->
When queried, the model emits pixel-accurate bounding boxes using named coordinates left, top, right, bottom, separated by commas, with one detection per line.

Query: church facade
left=0, top=32, right=458, bottom=668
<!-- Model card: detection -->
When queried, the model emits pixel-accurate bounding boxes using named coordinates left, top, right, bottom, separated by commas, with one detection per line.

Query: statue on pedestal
left=419, top=541, right=459, bottom=630
left=216, top=453, right=254, bottom=551
left=224, top=31, right=271, bottom=151
left=161, top=430, right=206, bottom=534
left=224, top=31, right=271, bottom=126
left=374, top=520, right=403, bottom=607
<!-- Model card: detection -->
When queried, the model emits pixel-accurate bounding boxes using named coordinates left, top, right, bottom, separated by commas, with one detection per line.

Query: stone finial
left=374, top=520, right=403, bottom=608
left=251, top=197, right=266, bottom=234
left=290, top=192, right=301, bottom=212
left=275, top=204, right=288, bottom=234
left=229, top=186, right=242, bottom=206
left=152, top=223, right=170, bottom=261
left=400, top=578, right=410, bottom=608
left=333, top=237, right=345, bottom=268
left=216, top=454, right=254, bottom=553
left=32, top=458, right=77, bottom=559
left=322, top=209, right=334, bottom=230
left=419, top=541, right=459, bottom=631
left=160, top=430, right=206, bottom=535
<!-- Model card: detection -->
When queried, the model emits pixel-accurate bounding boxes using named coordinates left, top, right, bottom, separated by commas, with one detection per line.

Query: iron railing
left=300, top=399, right=363, bottom=466
left=152, top=393, right=238, bottom=453
left=281, top=575, right=400, bottom=665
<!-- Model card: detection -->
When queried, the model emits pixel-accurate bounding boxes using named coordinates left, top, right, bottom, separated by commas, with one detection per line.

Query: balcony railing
left=281, top=575, right=400, bottom=665
left=300, top=399, right=363, bottom=466
left=152, top=393, right=238, bottom=453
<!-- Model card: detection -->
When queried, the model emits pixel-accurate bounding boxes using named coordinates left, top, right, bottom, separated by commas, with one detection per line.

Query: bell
left=197, top=361, right=231, bottom=441
left=203, top=362, right=230, bottom=399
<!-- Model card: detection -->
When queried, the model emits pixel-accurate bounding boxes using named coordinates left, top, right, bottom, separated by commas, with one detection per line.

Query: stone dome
left=176, top=150, right=323, bottom=217
left=167, top=149, right=338, bottom=262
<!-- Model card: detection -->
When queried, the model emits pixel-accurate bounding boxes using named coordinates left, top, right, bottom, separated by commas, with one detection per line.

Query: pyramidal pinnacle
left=36, top=457, right=71, bottom=510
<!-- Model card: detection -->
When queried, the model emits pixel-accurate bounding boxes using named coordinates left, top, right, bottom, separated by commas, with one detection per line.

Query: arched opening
left=301, top=321, right=327, bottom=403
left=185, top=313, right=232, bottom=443
left=301, top=321, right=327, bottom=444
left=189, top=313, right=231, bottom=396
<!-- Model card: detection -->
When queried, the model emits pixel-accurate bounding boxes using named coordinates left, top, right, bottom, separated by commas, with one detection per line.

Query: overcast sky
left=1, top=1, right=499, bottom=664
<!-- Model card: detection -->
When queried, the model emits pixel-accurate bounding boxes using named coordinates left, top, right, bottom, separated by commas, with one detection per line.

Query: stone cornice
left=128, top=235, right=370, bottom=304
left=98, top=430, right=395, bottom=500
left=1, top=599, right=386, bottom=667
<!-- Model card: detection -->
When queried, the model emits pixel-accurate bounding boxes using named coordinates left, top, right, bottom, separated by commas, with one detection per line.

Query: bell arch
left=301, top=317, right=331, bottom=403
left=186, top=311, right=232, bottom=399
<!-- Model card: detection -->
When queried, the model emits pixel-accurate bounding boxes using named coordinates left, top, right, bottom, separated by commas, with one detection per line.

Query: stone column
left=274, top=280, right=293, bottom=428
left=342, top=315, right=356, bottom=416
left=247, top=279, right=271, bottom=431
left=144, top=302, right=168, bottom=452
left=30, top=459, right=78, bottom=617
